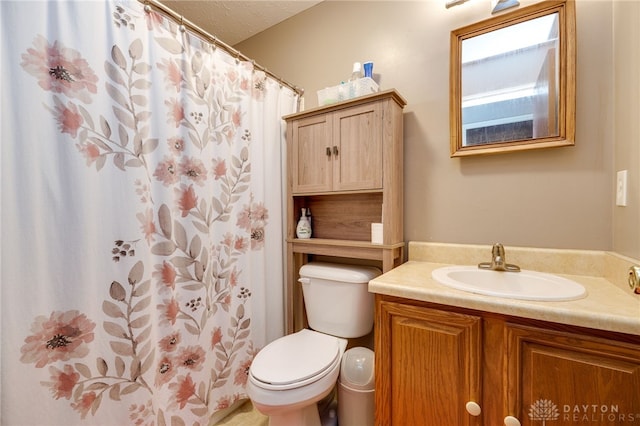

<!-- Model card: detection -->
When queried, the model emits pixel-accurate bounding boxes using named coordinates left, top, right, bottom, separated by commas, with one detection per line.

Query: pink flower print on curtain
left=42, top=364, right=82, bottom=400
left=51, top=98, right=85, bottom=137
left=20, top=34, right=99, bottom=103
left=20, top=311, right=96, bottom=368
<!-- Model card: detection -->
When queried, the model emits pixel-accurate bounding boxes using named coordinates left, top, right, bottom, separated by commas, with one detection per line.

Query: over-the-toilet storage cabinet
left=284, top=90, right=406, bottom=332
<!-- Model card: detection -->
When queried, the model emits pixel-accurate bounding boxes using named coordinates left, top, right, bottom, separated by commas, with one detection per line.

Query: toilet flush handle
left=298, top=278, right=311, bottom=285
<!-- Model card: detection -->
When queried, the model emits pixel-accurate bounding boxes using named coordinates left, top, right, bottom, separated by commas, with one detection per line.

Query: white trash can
left=338, top=347, right=375, bottom=426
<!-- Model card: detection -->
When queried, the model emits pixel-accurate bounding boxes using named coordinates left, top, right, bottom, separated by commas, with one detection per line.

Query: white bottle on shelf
left=296, top=208, right=312, bottom=239
left=347, top=62, right=363, bottom=99
left=348, top=62, right=363, bottom=82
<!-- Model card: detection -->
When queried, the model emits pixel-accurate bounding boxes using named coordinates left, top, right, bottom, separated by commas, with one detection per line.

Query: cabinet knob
left=465, top=401, right=481, bottom=416
left=326, top=147, right=331, bottom=157
left=504, top=416, right=521, bottom=426
left=332, top=145, right=339, bottom=156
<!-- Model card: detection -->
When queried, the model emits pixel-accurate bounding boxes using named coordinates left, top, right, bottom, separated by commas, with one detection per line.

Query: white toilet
left=247, top=262, right=381, bottom=426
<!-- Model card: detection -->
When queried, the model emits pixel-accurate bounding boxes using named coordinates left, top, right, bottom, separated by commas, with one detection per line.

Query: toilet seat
left=250, top=329, right=342, bottom=391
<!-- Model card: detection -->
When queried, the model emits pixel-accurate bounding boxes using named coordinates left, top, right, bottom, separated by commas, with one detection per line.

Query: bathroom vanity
left=370, top=243, right=640, bottom=426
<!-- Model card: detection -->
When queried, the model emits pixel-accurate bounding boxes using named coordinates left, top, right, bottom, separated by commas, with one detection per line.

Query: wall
left=237, top=0, right=638, bottom=257
left=613, top=0, right=640, bottom=259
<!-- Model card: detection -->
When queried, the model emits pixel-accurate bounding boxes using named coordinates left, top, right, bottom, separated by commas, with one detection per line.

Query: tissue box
left=317, top=78, right=379, bottom=106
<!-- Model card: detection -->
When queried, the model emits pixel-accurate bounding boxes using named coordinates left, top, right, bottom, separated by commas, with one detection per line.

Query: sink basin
left=431, top=266, right=587, bottom=301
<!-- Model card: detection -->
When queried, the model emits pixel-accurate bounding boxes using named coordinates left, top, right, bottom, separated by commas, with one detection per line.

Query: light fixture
left=491, top=0, right=520, bottom=13
left=445, top=0, right=471, bottom=8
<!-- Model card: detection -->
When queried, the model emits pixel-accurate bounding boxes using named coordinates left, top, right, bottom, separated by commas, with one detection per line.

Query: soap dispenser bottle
left=296, top=208, right=312, bottom=239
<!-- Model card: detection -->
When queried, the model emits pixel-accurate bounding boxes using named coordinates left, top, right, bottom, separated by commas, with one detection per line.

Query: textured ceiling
left=157, top=1, right=323, bottom=46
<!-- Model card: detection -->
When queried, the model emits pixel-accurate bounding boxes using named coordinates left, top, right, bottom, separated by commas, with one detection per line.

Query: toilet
left=247, top=262, right=381, bottom=426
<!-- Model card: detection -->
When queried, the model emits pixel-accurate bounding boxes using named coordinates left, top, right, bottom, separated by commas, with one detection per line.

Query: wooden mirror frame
left=450, top=0, right=576, bottom=157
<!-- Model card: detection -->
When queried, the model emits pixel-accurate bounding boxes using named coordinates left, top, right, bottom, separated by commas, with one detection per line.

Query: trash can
left=338, top=347, right=375, bottom=426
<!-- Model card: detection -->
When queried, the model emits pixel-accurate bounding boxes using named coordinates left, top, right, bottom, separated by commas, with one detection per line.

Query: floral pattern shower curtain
left=1, top=1, right=298, bottom=424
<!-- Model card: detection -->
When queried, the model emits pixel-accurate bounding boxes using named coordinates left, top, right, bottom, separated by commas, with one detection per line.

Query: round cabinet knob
left=504, top=415, right=521, bottom=426
left=465, top=401, right=482, bottom=416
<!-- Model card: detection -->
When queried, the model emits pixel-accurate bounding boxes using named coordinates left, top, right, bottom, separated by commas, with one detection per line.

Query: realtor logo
left=529, top=399, right=560, bottom=425
left=528, top=399, right=640, bottom=423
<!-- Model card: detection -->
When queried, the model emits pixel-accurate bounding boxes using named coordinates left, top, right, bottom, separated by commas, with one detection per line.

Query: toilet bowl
left=247, top=262, right=381, bottom=426
left=247, top=329, right=347, bottom=426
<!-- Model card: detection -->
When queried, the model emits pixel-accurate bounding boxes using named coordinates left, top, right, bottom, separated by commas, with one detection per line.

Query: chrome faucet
left=478, top=243, right=521, bottom=272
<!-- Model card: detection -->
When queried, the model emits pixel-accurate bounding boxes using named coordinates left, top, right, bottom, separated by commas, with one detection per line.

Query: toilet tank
left=299, top=262, right=381, bottom=338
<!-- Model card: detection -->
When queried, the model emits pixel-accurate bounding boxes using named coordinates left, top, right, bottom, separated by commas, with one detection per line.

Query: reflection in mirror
left=450, top=0, right=575, bottom=157
left=462, top=13, right=559, bottom=145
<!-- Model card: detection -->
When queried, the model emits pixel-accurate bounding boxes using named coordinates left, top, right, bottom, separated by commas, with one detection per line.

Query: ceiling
left=157, top=1, right=323, bottom=46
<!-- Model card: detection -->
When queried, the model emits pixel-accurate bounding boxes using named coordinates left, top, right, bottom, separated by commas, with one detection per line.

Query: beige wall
left=237, top=0, right=639, bottom=258
left=613, top=0, right=640, bottom=259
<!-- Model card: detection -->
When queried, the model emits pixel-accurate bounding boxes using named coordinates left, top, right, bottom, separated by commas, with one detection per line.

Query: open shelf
left=293, top=192, right=383, bottom=242
left=289, top=238, right=405, bottom=261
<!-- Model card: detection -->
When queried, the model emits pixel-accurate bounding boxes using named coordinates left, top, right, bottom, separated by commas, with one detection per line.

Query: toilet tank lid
left=299, top=262, right=381, bottom=283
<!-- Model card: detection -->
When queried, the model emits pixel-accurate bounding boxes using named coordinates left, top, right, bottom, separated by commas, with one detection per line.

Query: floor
left=216, top=400, right=268, bottom=426
left=216, top=386, right=340, bottom=426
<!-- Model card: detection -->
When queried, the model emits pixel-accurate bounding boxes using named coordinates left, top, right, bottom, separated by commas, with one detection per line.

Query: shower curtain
left=1, top=1, right=298, bottom=424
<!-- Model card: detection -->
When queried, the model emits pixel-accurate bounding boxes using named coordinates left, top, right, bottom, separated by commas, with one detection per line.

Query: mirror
left=450, top=0, right=576, bottom=157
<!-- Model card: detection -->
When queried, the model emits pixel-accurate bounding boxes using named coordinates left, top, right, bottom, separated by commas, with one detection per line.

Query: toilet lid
left=250, top=329, right=341, bottom=387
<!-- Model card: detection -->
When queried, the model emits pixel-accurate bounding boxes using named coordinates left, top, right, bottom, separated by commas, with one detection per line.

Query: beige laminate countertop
left=368, top=243, right=640, bottom=336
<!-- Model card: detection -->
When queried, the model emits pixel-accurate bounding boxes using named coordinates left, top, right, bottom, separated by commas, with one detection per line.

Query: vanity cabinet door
left=376, top=299, right=483, bottom=426
left=505, top=323, right=640, bottom=426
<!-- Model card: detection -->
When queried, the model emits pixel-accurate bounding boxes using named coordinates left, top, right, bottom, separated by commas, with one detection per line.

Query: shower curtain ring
left=143, top=2, right=152, bottom=13
left=179, top=16, right=186, bottom=33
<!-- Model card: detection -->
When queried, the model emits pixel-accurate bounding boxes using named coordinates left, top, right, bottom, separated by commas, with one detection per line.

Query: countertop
left=368, top=242, right=640, bottom=336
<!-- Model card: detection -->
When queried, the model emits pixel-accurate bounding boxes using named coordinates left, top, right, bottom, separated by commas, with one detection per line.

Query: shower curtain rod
left=141, top=0, right=305, bottom=98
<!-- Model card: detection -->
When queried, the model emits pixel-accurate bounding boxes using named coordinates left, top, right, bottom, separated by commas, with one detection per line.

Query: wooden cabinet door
left=376, top=300, right=483, bottom=426
left=332, top=101, right=383, bottom=191
left=506, top=324, right=640, bottom=426
left=291, top=114, right=333, bottom=193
